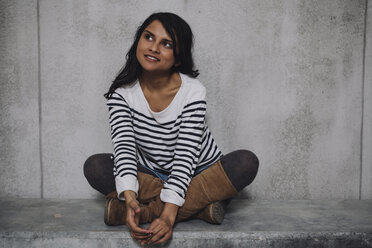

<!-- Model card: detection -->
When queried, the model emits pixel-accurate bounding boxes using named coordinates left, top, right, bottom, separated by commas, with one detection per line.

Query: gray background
left=1, top=0, right=371, bottom=200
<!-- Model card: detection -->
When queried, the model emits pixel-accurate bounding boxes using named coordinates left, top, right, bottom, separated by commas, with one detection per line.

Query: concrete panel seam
left=37, top=0, right=44, bottom=199
left=360, top=0, right=369, bottom=200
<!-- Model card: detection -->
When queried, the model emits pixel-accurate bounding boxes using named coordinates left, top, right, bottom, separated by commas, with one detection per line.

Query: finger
left=146, top=219, right=168, bottom=244
left=148, top=233, right=164, bottom=245
left=128, top=200, right=141, bottom=213
left=154, top=230, right=172, bottom=244
left=147, top=219, right=162, bottom=233
left=126, top=210, right=151, bottom=234
left=126, top=208, right=136, bottom=225
left=134, top=211, right=140, bottom=226
left=132, top=234, right=148, bottom=240
left=130, top=231, right=144, bottom=240
left=127, top=217, right=151, bottom=234
left=131, top=230, right=152, bottom=240
left=147, top=224, right=163, bottom=240
left=131, top=233, right=148, bottom=240
left=148, top=227, right=168, bottom=244
left=148, top=221, right=160, bottom=233
left=132, top=229, right=152, bottom=236
left=131, top=232, right=151, bottom=240
left=131, top=231, right=145, bottom=239
left=130, top=224, right=152, bottom=234
left=125, top=214, right=138, bottom=231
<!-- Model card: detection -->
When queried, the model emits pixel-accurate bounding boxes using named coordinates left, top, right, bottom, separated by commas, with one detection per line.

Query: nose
left=149, top=42, right=160, bottom=53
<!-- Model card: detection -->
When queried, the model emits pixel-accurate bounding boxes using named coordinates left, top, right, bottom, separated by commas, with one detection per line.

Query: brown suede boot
left=105, top=162, right=237, bottom=225
left=104, top=172, right=164, bottom=226
left=194, top=201, right=227, bottom=224
left=137, top=172, right=164, bottom=224
left=139, top=197, right=165, bottom=224
left=104, top=191, right=126, bottom=226
left=137, top=172, right=163, bottom=203
left=176, top=160, right=238, bottom=223
left=138, top=161, right=238, bottom=224
left=138, top=197, right=228, bottom=224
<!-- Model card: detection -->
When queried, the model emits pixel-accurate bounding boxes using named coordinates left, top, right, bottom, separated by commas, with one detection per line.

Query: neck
left=140, top=70, right=175, bottom=91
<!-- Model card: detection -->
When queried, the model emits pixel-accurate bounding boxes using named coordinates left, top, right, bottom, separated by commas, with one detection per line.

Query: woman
left=84, top=12, right=259, bottom=245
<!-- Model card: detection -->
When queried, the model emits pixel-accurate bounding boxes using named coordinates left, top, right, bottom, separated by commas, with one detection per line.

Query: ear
left=174, top=61, right=181, bottom=67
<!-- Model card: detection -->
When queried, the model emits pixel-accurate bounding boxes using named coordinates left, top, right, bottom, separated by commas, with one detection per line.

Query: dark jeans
left=84, top=150, right=259, bottom=196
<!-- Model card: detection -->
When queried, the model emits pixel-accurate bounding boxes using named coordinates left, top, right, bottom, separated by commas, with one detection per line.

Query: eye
left=162, top=41, right=173, bottom=49
left=144, top=33, right=153, bottom=41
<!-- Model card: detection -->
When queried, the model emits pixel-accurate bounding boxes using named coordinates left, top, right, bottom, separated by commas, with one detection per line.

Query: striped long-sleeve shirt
left=107, top=73, right=221, bottom=206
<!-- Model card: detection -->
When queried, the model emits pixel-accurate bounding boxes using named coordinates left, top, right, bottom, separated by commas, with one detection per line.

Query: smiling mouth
left=144, top=55, right=160, bottom=62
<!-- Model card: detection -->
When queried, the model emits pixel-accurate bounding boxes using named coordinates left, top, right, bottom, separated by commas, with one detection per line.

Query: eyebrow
left=144, top=30, right=173, bottom=43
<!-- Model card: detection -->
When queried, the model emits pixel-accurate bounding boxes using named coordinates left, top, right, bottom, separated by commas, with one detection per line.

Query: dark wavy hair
left=104, top=12, right=199, bottom=98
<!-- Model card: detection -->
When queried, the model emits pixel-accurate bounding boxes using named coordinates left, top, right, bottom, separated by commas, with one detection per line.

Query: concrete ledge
left=1, top=198, right=372, bottom=247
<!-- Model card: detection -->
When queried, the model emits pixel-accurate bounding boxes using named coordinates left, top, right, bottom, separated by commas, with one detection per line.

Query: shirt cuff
left=115, top=175, right=139, bottom=201
left=160, top=188, right=185, bottom=207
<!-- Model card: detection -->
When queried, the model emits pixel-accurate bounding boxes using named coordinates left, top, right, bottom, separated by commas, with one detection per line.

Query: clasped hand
left=126, top=199, right=176, bottom=245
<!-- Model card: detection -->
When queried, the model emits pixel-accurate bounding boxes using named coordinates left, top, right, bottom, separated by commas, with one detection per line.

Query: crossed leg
left=84, top=150, right=259, bottom=223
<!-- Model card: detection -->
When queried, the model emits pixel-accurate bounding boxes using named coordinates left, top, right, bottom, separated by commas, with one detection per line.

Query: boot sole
left=104, top=198, right=112, bottom=226
left=211, top=201, right=226, bottom=224
left=204, top=201, right=226, bottom=224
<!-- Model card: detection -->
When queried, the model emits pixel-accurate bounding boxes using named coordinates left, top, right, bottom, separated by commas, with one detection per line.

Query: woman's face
left=136, top=20, right=177, bottom=74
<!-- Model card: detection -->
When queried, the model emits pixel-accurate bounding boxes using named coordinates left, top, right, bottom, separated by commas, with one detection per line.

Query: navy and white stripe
left=107, top=76, right=221, bottom=206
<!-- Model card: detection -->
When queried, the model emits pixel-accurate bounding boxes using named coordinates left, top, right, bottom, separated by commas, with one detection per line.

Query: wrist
left=160, top=202, right=179, bottom=225
left=123, top=190, right=137, bottom=203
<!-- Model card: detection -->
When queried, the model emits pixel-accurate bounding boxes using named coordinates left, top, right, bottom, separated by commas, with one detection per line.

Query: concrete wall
left=362, top=0, right=372, bottom=199
left=1, top=0, right=371, bottom=200
left=0, top=0, right=41, bottom=197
